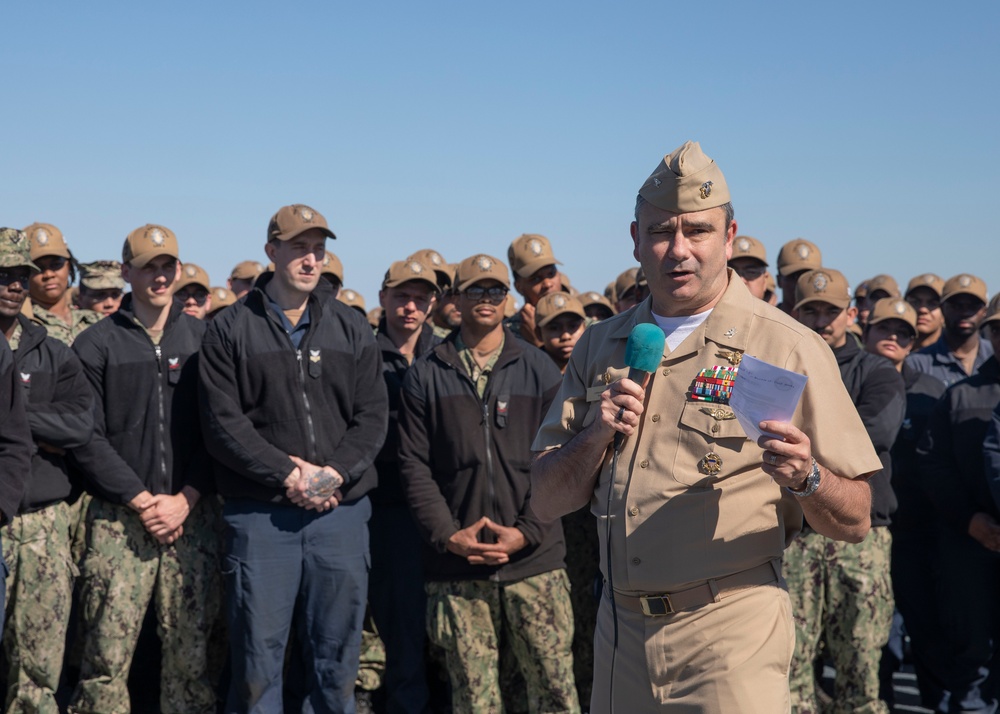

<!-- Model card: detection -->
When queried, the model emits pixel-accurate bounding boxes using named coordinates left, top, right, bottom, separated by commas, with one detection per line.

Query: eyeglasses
left=36, top=256, right=68, bottom=272
left=177, top=290, right=209, bottom=305
left=0, top=270, right=30, bottom=288
left=906, top=295, right=940, bottom=311
left=463, top=286, right=509, bottom=302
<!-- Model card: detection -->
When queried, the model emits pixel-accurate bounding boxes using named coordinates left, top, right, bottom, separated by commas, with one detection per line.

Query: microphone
left=614, top=323, right=666, bottom=451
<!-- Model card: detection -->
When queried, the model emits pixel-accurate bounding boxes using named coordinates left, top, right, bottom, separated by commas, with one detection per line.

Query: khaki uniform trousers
left=2, top=501, right=77, bottom=714
left=592, top=583, right=794, bottom=713
left=69, top=497, right=220, bottom=714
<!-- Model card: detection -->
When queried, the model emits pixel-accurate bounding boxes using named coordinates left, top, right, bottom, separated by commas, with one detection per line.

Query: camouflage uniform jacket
left=11, top=314, right=93, bottom=512
left=30, top=303, right=100, bottom=346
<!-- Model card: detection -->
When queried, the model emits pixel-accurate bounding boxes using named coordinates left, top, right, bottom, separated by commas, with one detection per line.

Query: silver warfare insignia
left=700, top=181, right=713, bottom=199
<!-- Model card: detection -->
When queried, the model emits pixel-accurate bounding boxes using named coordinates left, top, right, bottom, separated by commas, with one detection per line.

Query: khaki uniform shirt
left=533, top=273, right=881, bottom=594
left=30, top=304, right=100, bottom=347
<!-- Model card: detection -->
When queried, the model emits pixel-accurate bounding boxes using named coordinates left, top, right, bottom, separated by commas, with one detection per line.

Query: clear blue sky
left=5, top=2, right=998, bottom=308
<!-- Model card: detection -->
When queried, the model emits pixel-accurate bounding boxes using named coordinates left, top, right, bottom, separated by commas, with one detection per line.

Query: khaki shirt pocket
left=672, top=401, right=751, bottom=487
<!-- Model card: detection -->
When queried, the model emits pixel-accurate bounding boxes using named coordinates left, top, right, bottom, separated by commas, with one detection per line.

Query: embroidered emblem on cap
left=185, top=266, right=197, bottom=277
left=476, top=255, right=493, bottom=272
left=922, top=274, right=936, bottom=284
left=35, top=229, right=50, bottom=246
left=9, top=232, right=23, bottom=246
left=343, top=290, right=357, bottom=300
left=527, top=239, right=543, bottom=256
left=894, top=301, right=907, bottom=315
left=323, top=255, right=331, bottom=266
left=796, top=244, right=811, bottom=260
left=215, top=289, right=227, bottom=299
left=552, top=294, right=567, bottom=309
left=407, top=261, right=424, bottom=274
left=699, top=452, right=723, bottom=475
left=300, top=208, right=314, bottom=222
left=736, top=237, right=751, bottom=253
left=149, top=228, right=166, bottom=246
left=812, top=272, right=829, bottom=292
left=700, top=181, right=713, bottom=199
left=428, top=251, right=443, bottom=266
left=959, top=275, right=972, bottom=288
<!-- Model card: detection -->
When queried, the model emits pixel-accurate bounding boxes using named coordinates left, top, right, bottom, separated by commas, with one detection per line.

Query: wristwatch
left=786, top=458, right=820, bottom=498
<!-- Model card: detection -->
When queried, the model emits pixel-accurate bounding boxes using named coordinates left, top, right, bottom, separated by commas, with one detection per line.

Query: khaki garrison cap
left=866, top=274, right=900, bottom=299
left=638, top=140, right=730, bottom=213
left=230, top=260, right=265, bottom=281
left=123, top=224, right=179, bottom=268
left=777, top=239, right=822, bottom=277
left=941, top=274, right=988, bottom=304
left=794, top=268, right=852, bottom=310
left=321, top=251, right=344, bottom=282
left=455, top=254, right=510, bottom=292
left=381, top=259, right=439, bottom=292
left=905, top=273, right=945, bottom=298
left=177, top=263, right=211, bottom=291
left=210, top=286, right=236, bottom=311
left=79, top=260, right=125, bottom=290
left=730, top=235, right=768, bottom=266
left=337, top=288, right=366, bottom=313
left=868, top=297, right=918, bottom=334
left=24, top=223, right=71, bottom=260
left=0, top=228, right=38, bottom=270
left=267, top=204, right=336, bottom=242
left=508, top=234, right=561, bottom=279
left=535, top=292, right=586, bottom=329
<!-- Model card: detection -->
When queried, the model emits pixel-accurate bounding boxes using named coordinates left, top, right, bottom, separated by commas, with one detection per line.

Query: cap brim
left=382, top=276, right=440, bottom=293
left=778, top=262, right=816, bottom=277
left=793, top=296, right=850, bottom=311
left=275, top=226, right=337, bottom=241
left=457, top=275, right=511, bottom=292
left=942, top=289, right=987, bottom=304
left=514, top=258, right=562, bottom=279
left=127, top=250, right=176, bottom=269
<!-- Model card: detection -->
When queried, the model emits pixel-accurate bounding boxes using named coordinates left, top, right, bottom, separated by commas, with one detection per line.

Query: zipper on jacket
left=296, top=349, right=318, bottom=463
left=154, top=344, right=168, bottom=489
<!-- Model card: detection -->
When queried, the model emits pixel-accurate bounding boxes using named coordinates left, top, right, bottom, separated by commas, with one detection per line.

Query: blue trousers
left=222, top=496, right=371, bottom=714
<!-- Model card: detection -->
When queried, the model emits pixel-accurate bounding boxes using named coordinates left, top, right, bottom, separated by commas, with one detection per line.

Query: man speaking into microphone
left=530, top=141, right=881, bottom=713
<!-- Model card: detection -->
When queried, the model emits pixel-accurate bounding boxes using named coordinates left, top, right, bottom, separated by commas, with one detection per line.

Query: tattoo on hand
left=303, top=469, right=343, bottom=500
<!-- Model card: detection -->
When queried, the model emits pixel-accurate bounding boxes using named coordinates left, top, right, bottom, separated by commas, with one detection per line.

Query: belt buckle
left=639, top=594, right=673, bottom=617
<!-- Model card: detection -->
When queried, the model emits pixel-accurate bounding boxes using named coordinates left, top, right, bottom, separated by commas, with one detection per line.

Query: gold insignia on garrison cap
left=700, top=181, right=713, bottom=199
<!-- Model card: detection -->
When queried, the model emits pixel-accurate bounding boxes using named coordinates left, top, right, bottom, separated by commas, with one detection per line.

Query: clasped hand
left=446, top=517, right=527, bottom=566
left=284, top=455, right=344, bottom=512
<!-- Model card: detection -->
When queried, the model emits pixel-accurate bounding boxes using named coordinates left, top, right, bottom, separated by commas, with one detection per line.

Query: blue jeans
left=222, top=496, right=371, bottom=714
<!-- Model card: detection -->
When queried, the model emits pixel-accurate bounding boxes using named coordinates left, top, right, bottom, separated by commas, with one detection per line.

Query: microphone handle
left=612, top=367, right=651, bottom=451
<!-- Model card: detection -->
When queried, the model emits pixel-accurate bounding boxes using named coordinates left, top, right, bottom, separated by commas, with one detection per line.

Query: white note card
left=729, top=354, right=808, bottom=444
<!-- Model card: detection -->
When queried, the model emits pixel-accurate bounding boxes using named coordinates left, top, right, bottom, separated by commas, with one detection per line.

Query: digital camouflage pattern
left=28, top=305, right=99, bottom=347
left=425, top=569, right=580, bottom=714
left=785, top=527, right=894, bottom=714
left=355, top=612, right=386, bottom=692
left=3, top=501, right=77, bottom=714
left=69, top=498, right=220, bottom=714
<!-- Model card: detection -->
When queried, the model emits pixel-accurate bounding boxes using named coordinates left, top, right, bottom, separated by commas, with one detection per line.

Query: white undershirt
left=651, top=309, right=713, bottom=351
